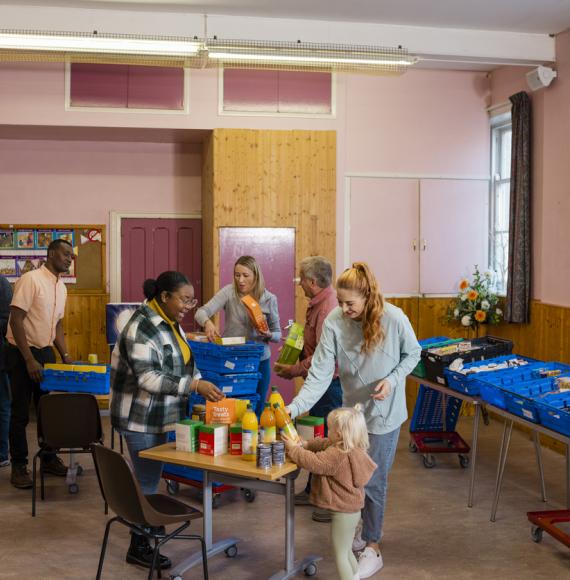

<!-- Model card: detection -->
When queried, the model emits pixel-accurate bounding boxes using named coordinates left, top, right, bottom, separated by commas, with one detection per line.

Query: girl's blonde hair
left=337, top=261, right=385, bottom=353
left=328, top=405, right=369, bottom=452
left=234, top=255, right=265, bottom=301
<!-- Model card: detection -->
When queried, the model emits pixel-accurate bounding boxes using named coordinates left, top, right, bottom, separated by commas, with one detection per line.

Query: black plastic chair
left=32, top=392, right=104, bottom=516
left=91, top=443, right=208, bottom=580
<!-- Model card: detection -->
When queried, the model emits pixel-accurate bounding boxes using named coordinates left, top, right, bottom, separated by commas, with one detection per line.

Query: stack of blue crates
left=42, top=364, right=111, bottom=395
left=163, top=340, right=265, bottom=487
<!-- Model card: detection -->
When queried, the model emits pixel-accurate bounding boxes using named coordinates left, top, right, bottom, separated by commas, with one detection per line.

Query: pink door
left=219, top=227, right=296, bottom=403
left=121, top=218, right=202, bottom=330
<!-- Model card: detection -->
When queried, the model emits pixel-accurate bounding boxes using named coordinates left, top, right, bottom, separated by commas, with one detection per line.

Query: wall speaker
left=526, top=66, right=557, bottom=91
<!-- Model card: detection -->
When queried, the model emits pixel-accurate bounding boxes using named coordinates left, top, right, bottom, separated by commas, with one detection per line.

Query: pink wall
left=490, top=30, right=570, bottom=307
left=0, top=62, right=491, bottom=290
left=0, top=139, right=202, bottom=291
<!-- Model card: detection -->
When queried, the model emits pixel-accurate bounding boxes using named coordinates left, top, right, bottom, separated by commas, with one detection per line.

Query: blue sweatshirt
left=289, top=302, right=421, bottom=435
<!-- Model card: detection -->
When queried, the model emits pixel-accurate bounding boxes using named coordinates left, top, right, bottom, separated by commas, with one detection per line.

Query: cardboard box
left=296, top=416, right=325, bottom=440
left=276, top=322, right=304, bottom=365
left=240, top=294, right=269, bottom=334
left=176, top=419, right=203, bottom=452
left=199, top=424, right=228, bottom=456
left=214, top=336, right=246, bottom=345
left=229, top=423, right=243, bottom=455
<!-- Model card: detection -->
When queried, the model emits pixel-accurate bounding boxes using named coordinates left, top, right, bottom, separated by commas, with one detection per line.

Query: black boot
left=126, top=533, right=172, bottom=570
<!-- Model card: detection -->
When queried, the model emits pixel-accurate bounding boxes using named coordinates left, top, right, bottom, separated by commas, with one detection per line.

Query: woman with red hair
left=288, top=262, right=421, bottom=579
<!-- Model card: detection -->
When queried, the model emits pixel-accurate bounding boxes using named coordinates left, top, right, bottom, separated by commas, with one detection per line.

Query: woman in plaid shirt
left=111, top=270, right=223, bottom=570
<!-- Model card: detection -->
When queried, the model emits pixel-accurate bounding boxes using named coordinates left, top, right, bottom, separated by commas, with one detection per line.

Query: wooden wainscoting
left=62, top=293, right=109, bottom=363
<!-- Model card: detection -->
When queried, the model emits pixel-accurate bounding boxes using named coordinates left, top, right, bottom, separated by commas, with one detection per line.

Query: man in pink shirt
left=6, top=239, right=74, bottom=489
left=275, top=256, right=341, bottom=522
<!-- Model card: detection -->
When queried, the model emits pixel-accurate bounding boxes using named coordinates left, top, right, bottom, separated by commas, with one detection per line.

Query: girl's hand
left=281, top=432, right=305, bottom=449
left=197, top=380, right=225, bottom=402
left=204, top=320, right=220, bottom=342
left=371, top=379, right=392, bottom=400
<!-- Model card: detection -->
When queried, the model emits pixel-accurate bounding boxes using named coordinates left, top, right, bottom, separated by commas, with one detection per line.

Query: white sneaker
left=357, top=547, right=383, bottom=579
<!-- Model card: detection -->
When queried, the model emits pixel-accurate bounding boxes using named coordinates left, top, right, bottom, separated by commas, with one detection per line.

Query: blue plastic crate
left=445, top=355, right=537, bottom=396
left=535, top=392, right=570, bottom=436
left=189, top=340, right=264, bottom=375
left=200, top=370, right=260, bottom=396
left=410, top=385, right=463, bottom=432
left=42, top=366, right=110, bottom=394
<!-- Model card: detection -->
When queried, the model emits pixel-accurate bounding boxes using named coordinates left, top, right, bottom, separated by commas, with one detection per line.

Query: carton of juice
left=276, top=322, right=304, bottom=366
left=240, top=294, right=269, bottom=334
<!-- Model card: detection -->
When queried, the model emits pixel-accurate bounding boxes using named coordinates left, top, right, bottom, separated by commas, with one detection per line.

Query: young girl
left=283, top=406, right=377, bottom=580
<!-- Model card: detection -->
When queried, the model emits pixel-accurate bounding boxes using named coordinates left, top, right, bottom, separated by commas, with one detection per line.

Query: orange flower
left=467, top=289, right=479, bottom=301
left=475, top=310, right=486, bottom=322
left=459, top=279, right=470, bottom=291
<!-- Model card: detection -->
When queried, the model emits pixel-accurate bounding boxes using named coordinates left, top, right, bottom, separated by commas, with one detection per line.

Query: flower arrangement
left=447, top=266, right=503, bottom=329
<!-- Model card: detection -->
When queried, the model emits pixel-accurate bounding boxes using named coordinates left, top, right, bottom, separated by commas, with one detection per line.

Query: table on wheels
left=140, top=443, right=321, bottom=580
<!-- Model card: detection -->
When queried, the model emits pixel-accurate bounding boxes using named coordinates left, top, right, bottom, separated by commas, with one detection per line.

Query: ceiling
left=4, top=0, right=570, bottom=35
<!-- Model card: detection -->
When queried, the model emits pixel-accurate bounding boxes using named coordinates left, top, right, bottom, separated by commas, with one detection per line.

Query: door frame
left=109, top=211, right=201, bottom=302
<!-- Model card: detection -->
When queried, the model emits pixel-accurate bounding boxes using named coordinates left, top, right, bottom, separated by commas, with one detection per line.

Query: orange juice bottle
left=273, top=403, right=301, bottom=444
left=241, top=404, right=259, bottom=461
left=268, top=386, right=285, bottom=410
left=259, top=403, right=276, bottom=443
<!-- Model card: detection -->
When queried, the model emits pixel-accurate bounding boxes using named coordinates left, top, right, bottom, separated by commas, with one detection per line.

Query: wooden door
left=121, top=218, right=202, bottom=329
left=350, top=177, right=419, bottom=295
left=219, top=227, right=296, bottom=403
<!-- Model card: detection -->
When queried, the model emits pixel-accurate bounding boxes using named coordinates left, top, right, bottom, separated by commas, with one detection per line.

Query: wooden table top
left=140, top=443, right=298, bottom=481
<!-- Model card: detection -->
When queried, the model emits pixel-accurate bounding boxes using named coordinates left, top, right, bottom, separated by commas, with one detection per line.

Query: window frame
left=489, top=113, right=512, bottom=295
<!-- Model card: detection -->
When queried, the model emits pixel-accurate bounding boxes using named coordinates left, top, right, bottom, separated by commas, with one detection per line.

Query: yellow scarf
left=148, top=298, right=191, bottom=365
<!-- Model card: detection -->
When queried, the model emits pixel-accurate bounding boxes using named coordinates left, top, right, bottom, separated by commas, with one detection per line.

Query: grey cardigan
left=289, top=302, right=421, bottom=435
left=194, top=284, right=281, bottom=361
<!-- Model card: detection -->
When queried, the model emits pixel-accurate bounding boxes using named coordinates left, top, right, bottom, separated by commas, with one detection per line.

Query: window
left=68, top=64, right=186, bottom=111
left=221, top=68, right=334, bottom=116
left=490, top=117, right=512, bottom=294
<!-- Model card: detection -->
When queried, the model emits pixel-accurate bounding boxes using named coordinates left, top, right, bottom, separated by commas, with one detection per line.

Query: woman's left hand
left=197, top=380, right=225, bottom=402
left=371, top=379, right=392, bottom=400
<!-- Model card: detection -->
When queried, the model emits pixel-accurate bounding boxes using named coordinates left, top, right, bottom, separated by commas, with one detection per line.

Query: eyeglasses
left=172, top=294, right=198, bottom=308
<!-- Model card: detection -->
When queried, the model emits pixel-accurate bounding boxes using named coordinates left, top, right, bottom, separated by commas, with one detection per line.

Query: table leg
left=533, top=431, right=547, bottom=503
left=467, top=403, right=481, bottom=508
left=168, top=470, right=240, bottom=579
left=491, top=419, right=513, bottom=522
left=566, top=444, right=570, bottom=509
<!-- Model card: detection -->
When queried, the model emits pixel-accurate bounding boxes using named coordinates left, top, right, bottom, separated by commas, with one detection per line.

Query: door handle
left=421, top=239, right=427, bottom=251
left=412, top=239, right=417, bottom=251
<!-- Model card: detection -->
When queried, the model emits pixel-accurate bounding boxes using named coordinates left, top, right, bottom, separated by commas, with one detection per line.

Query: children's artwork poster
left=16, top=230, right=35, bottom=249
left=16, top=256, right=45, bottom=276
left=35, top=229, right=54, bottom=249
left=54, top=230, right=74, bottom=246
left=0, top=230, right=15, bottom=249
left=0, top=257, right=17, bottom=278
left=0, top=227, right=80, bottom=283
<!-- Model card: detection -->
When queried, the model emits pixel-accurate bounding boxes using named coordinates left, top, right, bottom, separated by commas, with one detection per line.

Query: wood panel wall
left=62, top=293, right=110, bottom=363
left=202, top=128, right=336, bottom=323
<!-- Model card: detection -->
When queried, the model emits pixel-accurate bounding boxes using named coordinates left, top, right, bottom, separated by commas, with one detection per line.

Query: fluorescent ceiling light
left=0, top=31, right=201, bottom=57
left=208, top=51, right=414, bottom=67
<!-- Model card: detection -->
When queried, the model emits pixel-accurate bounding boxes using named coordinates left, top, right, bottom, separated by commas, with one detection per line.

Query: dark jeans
left=0, top=371, right=10, bottom=461
left=6, top=344, right=55, bottom=466
left=305, top=377, right=342, bottom=493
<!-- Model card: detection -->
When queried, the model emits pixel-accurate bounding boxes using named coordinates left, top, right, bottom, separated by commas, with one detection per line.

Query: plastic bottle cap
left=273, top=403, right=279, bottom=408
